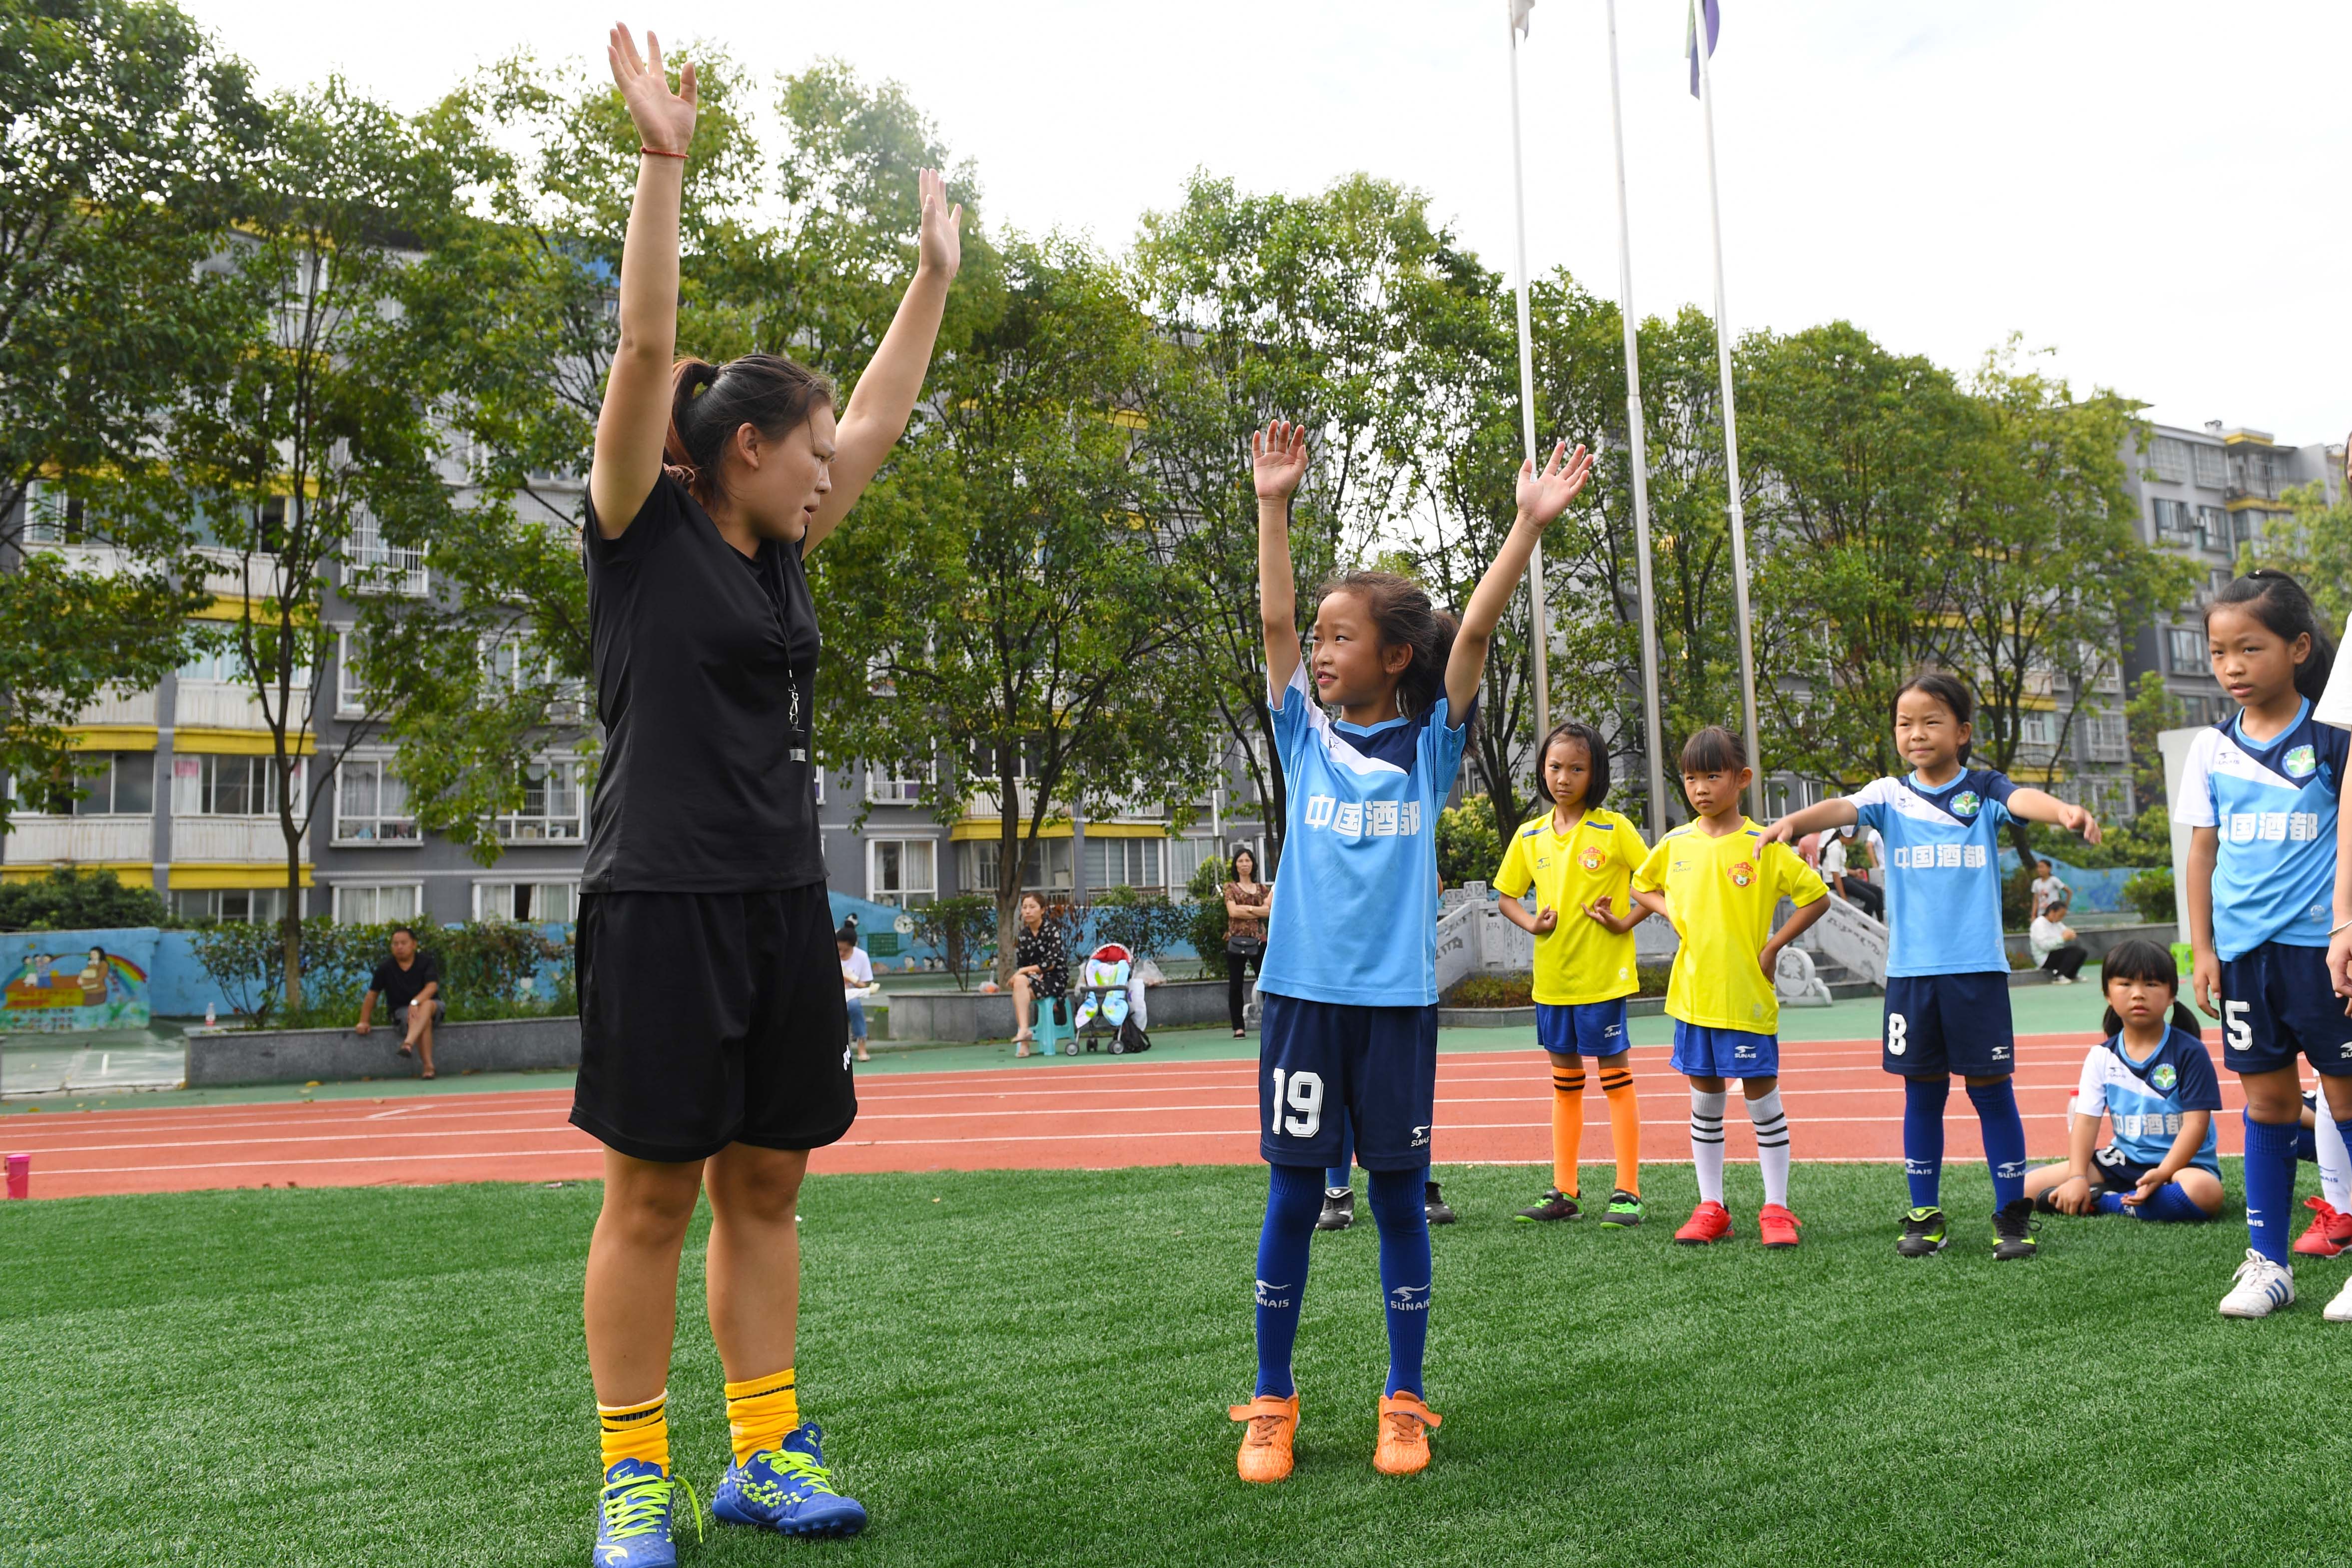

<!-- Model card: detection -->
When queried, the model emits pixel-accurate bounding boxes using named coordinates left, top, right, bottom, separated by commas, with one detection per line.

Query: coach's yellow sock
left=598, top=1390, right=669, bottom=1476
left=1550, top=1062, right=1587, bottom=1196
left=726, top=1368, right=799, bottom=1465
left=1601, top=1066, right=1640, bottom=1195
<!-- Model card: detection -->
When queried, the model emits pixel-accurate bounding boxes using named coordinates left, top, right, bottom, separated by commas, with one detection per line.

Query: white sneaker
left=2327, top=1273, right=2352, bottom=1324
left=2218, top=1248, right=2295, bottom=1318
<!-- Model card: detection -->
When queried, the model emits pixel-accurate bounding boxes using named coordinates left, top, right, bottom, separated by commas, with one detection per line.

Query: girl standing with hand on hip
left=576, top=26, right=960, bottom=1565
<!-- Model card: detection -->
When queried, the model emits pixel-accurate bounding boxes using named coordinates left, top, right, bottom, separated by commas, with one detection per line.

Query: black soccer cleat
left=1424, top=1181, right=1458, bottom=1226
left=1515, top=1189, right=1581, bottom=1224
left=1896, top=1206, right=1949, bottom=1258
left=1315, top=1188, right=1355, bottom=1232
left=1992, top=1198, right=2041, bottom=1261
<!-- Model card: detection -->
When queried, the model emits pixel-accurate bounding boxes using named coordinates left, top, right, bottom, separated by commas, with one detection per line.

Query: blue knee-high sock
left=1966, top=1080, right=2028, bottom=1209
left=1365, top=1168, right=1431, bottom=1399
left=2245, top=1115, right=2302, bottom=1264
left=2094, top=1191, right=2127, bottom=1215
left=2127, top=1182, right=2211, bottom=1223
left=1254, top=1164, right=1321, bottom=1397
left=1326, top=1113, right=1354, bottom=1194
left=1903, top=1077, right=1949, bottom=1208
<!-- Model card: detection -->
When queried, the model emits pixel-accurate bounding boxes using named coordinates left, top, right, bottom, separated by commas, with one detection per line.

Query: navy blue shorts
left=2220, top=941, right=2352, bottom=1077
left=2090, top=1144, right=2157, bottom=1196
left=1536, top=999, right=1630, bottom=1057
left=1882, top=971, right=2015, bottom=1077
left=1669, top=1021, right=1779, bottom=1078
left=1258, top=992, right=1438, bottom=1171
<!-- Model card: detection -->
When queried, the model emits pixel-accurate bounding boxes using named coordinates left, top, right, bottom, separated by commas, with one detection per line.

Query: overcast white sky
left=185, top=0, right=2350, bottom=445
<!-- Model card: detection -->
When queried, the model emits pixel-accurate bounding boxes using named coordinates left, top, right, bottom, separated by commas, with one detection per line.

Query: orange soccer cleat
left=1229, top=1394, right=1300, bottom=1484
left=1373, top=1392, right=1443, bottom=1476
left=1757, top=1202, right=1804, bottom=1249
left=1672, top=1200, right=1736, bottom=1245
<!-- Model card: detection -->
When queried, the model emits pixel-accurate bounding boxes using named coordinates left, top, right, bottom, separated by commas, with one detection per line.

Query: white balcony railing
left=965, top=780, right=1042, bottom=820
left=194, top=545, right=283, bottom=602
left=74, top=686, right=158, bottom=726
left=2, top=815, right=154, bottom=863
left=345, top=507, right=429, bottom=597
left=170, top=815, right=292, bottom=862
left=173, top=681, right=289, bottom=731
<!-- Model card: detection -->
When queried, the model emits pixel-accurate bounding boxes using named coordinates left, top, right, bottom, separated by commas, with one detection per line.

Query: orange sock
left=1550, top=1060, right=1587, bottom=1196
left=1601, top=1064, right=1640, bottom=1195
left=598, top=1390, right=669, bottom=1477
left=725, top=1368, right=799, bottom=1465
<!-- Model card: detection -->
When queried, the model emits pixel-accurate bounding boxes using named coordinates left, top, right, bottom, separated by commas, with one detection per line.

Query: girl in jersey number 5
left=1227, top=418, right=1592, bottom=1484
left=577, top=26, right=961, bottom=1565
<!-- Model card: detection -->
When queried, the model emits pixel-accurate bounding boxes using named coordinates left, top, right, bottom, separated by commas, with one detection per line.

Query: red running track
left=0, top=1032, right=2262, bottom=1201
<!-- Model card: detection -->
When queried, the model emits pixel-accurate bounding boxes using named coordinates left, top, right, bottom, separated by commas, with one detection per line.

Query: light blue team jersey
left=2075, top=1027, right=2224, bottom=1174
left=1846, top=768, right=2019, bottom=977
left=2174, top=701, right=2345, bottom=960
left=1257, top=664, right=1473, bottom=1008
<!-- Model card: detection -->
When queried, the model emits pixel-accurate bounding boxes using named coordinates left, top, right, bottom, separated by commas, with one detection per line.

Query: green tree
left=0, top=0, right=259, bottom=831
left=2125, top=669, right=2187, bottom=809
left=816, top=236, right=1219, bottom=972
left=2242, top=478, right=2352, bottom=630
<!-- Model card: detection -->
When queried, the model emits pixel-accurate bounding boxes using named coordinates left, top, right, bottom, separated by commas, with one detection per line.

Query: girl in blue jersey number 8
left=1763, top=670, right=2100, bottom=1261
left=2180, top=571, right=2352, bottom=1321
left=1228, top=418, right=1592, bottom=1484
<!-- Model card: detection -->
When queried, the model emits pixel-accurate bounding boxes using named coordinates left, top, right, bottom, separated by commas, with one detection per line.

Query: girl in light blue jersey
left=1227, top=418, right=1590, bottom=1484
left=1763, top=670, right=2100, bottom=1262
left=2180, top=570, right=2352, bottom=1321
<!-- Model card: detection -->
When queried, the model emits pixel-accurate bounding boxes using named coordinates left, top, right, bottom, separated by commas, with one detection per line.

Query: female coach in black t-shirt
left=578, top=26, right=960, bottom=1559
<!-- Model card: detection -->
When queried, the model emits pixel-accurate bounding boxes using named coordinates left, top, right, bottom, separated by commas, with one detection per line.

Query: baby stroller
left=1072, top=942, right=1152, bottom=1055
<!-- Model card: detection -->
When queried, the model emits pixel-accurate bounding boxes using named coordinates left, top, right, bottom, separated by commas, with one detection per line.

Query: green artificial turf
left=4, top=1160, right=2345, bottom=1567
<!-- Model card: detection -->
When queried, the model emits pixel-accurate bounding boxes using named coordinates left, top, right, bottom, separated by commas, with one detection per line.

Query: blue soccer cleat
left=592, top=1459, right=695, bottom=1568
left=713, top=1423, right=869, bottom=1539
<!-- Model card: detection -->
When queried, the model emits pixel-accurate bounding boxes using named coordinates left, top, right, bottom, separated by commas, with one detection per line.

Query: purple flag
left=1686, top=0, right=1720, bottom=97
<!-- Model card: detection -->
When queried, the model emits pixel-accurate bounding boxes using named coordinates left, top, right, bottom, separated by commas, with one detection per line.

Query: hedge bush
left=190, top=918, right=572, bottom=1027
left=2122, top=865, right=2177, bottom=926
left=0, top=867, right=176, bottom=932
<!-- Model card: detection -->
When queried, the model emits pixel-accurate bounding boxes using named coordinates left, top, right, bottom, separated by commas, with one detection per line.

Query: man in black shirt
left=357, top=925, right=444, bottom=1078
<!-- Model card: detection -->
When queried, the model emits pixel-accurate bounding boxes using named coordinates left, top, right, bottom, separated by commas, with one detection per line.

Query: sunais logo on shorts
left=1727, top=859, right=1755, bottom=888
left=1580, top=844, right=1607, bottom=870
left=2152, top=1063, right=2179, bottom=1091
left=1950, top=790, right=1981, bottom=818
left=2285, top=744, right=2317, bottom=779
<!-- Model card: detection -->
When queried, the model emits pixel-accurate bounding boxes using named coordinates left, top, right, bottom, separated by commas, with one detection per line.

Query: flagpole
left=1507, top=0, right=1551, bottom=741
left=1602, top=0, right=1669, bottom=840
left=1693, top=0, right=1764, bottom=820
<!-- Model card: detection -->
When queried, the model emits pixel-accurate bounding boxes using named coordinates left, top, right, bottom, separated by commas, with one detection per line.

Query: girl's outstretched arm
left=1445, top=441, right=1592, bottom=718
left=2007, top=787, right=2101, bottom=845
left=1254, top=420, right=1309, bottom=699
left=1758, top=797, right=1860, bottom=846
left=803, top=168, right=963, bottom=554
left=589, top=24, right=697, bottom=539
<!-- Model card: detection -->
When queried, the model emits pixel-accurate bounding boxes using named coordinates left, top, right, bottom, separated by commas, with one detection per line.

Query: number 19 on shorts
left=1270, top=1068, right=1324, bottom=1138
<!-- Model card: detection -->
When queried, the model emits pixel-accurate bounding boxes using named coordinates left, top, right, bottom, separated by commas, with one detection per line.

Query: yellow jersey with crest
left=1633, top=817, right=1826, bottom=1034
left=1492, top=806, right=1648, bottom=1006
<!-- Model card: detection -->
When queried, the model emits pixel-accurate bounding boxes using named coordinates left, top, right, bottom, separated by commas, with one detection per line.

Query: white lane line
left=48, top=1147, right=603, bottom=1178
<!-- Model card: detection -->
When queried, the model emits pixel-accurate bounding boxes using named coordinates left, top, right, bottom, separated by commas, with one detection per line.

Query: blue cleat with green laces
left=713, top=1423, right=868, bottom=1538
left=592, top=1459, right=697, bottom=1568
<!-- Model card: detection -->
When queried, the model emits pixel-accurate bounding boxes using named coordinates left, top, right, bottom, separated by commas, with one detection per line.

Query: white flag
left=1511, top=0, right=1534, bottom=38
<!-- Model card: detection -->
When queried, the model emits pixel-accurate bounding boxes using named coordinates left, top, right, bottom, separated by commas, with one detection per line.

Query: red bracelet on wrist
left=640, top=145, right=687, bottom=160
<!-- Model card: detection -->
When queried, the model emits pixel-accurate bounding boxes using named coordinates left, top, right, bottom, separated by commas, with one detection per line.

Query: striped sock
left=1746, top=1087, right=1791, bottom=1208
left=598, top=1390, right=669, bottom=1477
left=1690, top=1088, right=1727, bottom=1205
left=724, top=1369, right=799, bottom=1466
left=1600, top=1063, right=1639, bottom=1196
left=1550, top=1058, right=1587, bottom=1195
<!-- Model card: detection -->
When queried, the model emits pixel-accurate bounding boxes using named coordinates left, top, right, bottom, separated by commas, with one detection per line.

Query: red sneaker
left=1673, top=1200, right=1735, bottom=1245
left=2292, top=1196, right=2352, bottom=1258
left=1757, top=1202, right=1803, bottom=1249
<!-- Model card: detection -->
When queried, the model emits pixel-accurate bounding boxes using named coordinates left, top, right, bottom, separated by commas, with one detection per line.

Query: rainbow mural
left=0, top=940, right=152, bottom=1033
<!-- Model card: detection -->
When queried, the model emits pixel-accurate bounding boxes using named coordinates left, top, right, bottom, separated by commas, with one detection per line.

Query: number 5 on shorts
left=1269, top=1068, right=1324, bottom=1137
left=2225, top=999, right=2252, bottom=1053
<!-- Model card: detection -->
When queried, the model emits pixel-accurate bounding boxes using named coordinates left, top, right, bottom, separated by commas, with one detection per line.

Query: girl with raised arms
left=577, top=24, right=960, bottom=1564
left=1227, top=418, right=1592, bottom=1484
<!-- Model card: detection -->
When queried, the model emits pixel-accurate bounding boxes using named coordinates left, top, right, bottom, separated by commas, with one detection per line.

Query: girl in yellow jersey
left=1632, top=728, right=1830, bottom=1249
left=1494, top=721, right=1649, bottom=1226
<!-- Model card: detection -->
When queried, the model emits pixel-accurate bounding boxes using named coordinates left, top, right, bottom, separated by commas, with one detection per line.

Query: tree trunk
left=993, top=779, right=1022, bottom=986
left=280, top=790, right=304, bottom=1010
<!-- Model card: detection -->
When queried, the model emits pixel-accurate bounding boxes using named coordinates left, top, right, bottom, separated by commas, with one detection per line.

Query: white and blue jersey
left=2074, top=1028, right=2224, bottom=1175
left=1257, top=664, right=1472, bottom=1008
left=2175, top=700, right=2345, bottom=960
left=1846, top=768, right=2019, bottom=977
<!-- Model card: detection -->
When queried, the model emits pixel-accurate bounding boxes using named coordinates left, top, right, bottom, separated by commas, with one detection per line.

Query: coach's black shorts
left=571, top=885, right=856, bottom=1163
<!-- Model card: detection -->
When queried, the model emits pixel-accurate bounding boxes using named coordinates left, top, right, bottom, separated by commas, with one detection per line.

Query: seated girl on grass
left=2025, top=939, right=2223, bottom=1222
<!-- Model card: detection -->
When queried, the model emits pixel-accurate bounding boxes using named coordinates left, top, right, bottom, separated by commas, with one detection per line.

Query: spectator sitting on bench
left=357, top=924, right=445, bottom=1078
left=2030, top=892, right=2089, bottom=984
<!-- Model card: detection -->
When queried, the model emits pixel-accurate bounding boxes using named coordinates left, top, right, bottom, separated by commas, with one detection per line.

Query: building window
left=171, top=753, right=299, bottom=815
left=334, top=883, right=421, bottom=924
left=344, top=502, right=428, bottom=596
left=2150, top=498, right=2195, bottom=542
left=336, top=631, right=374, bottom=717
left=475, top=880, right=576, bottom=923
left=179, top=639, right=311, bottom=691
left=2149, top=437, right=2191, bottom=483
left=14, top=751, right=153, bottom=816
left=493, top=759, right=583, bottom=842
left=172, top=886, right=294, bottom=924
left=1170, top=835, right=1243, bottom=889
left=1084, top=835, right=1164, bottom=891
left=2017, top=710, right=2059, bottom=750
left=2193, top=506, right=2229, bottom=555
left=2191, top=443, right=2228, bottom=490
left=866, top=760, right=933, bottom=805
left=867, top=838, right=937, bottom=907
left=335, top=758, right=417, bottom=843
left=2082, top=715, right=2128, bottom=762
left=959, top=836, right=1072, bottom=894
left=2166, top=627, right=2208, bottom=672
